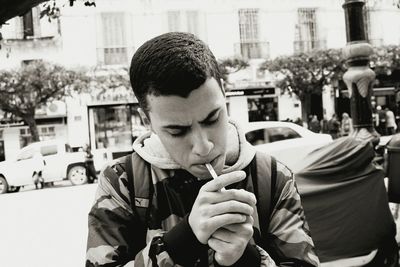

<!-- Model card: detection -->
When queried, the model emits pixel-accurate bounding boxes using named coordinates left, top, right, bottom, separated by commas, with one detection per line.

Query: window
left=23, top=9, right=34, bottom=38
left=40, top=145, right=58, bottom=156
left=246, top=127, right=301, bottom=145
left=364, top=6, right=383, bottom=46
left=168, top=11, right=181, bottom=31
left=20, top=128, right=33, bottom=148
left=167, top=10, right=200, bottom=36
left=239, top=9, right=259, bottom=43
left=92, top=105, right=133, bottom=151
left=186, top=11, right=199, bottom=36
left=238, top=9, right=266, bottom=59
left=246, top=129, right=268, bottom=145
left=266, top=127, right=301, bottom=142
left=295, top=8, right=324, bottom=53
left=39, top=126, right=56, bottom=141
left=97, top=13, right=128, bottom=65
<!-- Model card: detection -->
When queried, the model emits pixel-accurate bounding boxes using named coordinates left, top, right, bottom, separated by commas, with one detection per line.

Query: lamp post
left=342, top=0, right=379, bottom=144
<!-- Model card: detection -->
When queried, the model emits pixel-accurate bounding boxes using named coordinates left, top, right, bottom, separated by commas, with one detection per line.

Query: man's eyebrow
left=162, top=107, right=221, bottom=129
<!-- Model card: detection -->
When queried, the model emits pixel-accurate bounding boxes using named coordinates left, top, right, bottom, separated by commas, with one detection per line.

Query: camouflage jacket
left=86, top=122, right=319, bottom=267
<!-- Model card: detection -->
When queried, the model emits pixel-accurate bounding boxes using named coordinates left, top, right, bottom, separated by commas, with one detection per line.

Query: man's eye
left=204, top=116, right=219, bottom=126
left=169, top=130, right=187, bottom=137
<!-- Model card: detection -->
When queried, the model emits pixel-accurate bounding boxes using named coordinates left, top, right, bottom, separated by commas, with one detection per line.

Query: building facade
left=1, top=0, right=400, bottom=159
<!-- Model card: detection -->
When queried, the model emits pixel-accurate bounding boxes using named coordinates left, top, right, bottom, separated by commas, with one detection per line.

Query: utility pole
left=342, top=0, right=379, bottom=144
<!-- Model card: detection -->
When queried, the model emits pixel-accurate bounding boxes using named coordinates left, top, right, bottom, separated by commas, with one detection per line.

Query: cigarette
left=205, top=163, right=225, bottom=191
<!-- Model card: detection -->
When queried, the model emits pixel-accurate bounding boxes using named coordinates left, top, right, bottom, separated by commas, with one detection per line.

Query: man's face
left=146, top=78, right=228, bottom=179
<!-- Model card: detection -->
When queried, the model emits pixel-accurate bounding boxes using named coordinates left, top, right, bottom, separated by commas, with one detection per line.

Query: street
left=0, top=184, right=97, bottom=267
left=1, top=179, right=400, bottom=266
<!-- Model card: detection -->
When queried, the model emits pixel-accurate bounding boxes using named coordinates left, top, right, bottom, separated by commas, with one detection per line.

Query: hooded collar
left=132, top=119, right=256, bottom=174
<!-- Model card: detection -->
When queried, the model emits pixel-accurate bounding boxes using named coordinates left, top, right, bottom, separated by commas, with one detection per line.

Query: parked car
left=244, top=121, right=333, bottom=170
left=0, top=140, right=111, bottom=194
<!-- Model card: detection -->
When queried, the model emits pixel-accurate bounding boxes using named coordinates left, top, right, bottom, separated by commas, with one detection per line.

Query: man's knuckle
left=214, top=180, right=224, bottom=189
left=229, top=189, right=239, bottom=199
left=199, top=220, right=209, bottom=231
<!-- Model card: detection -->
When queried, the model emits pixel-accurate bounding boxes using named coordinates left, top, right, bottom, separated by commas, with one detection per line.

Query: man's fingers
left=221, top=217, right=254, bottom=234
left=202, top=171, right=246, bottom=192
left=206, top=213, right=247, bottom=231
left=210, top=201, right=254, bottom=217
left=211, top=228, right=236, bottom=243
left=204, top=189, right=256, bottom=207
left=208, top=235, right=230, bottom=249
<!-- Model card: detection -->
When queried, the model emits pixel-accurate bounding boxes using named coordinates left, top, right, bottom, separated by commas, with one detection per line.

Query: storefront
left=87, top=103, right=146, bottom=159
left=226, top=84, right=301, bottom=125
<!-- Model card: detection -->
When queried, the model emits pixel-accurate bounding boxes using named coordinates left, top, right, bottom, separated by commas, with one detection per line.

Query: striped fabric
left=86, top=152, right=319, bottom=267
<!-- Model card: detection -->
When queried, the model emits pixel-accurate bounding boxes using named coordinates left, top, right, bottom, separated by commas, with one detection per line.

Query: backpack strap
left=251, top=152, right=277, bottom=249
left=125, top=153, right=153, bottom=227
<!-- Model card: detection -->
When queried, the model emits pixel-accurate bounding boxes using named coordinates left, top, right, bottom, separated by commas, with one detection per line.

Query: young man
left=86, top=32, right=319, bottom=267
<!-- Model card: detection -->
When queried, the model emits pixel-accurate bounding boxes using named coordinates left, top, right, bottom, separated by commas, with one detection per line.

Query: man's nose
left=191, top=130, right=213, bottom=157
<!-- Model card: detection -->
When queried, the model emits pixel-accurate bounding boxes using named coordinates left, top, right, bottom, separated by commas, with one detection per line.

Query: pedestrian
left=294, top=117, right=304, bottom=127
left=377, top=106, right=387, bottom=135
left=32, top=151, right=45, bottom=189
left=86, top=32, right=319, bottom=267
left=328, top=114, right=341, bottom=139
left=309, top=115, right=321, bottom=133
left=320, top=114, right=329, bottom=134
left=340, top=112, right=353, bottom=137
left=385, top=108, right=397, bottom=135
left=84, top=144, right=97, bottom=183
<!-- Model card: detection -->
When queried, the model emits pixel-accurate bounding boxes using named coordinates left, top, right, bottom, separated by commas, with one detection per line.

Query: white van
left=0, top=140, right=111, bottom=194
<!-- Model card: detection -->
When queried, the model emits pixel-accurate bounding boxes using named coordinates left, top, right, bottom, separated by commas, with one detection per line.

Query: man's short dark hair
left=129, top=32, right=222, bottom=113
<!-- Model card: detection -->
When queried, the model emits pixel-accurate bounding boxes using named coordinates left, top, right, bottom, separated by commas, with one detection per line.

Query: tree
left=218, top=57, right=249, bottom=86
left=260, top=49, right=346, bottom=120
left=370, top=45, right=400, bottom=76
left=85, top=67, right=134, bottom=102
left=0, top=0, right=96, bottom=25
left=0, top=61, right=88, bottom=141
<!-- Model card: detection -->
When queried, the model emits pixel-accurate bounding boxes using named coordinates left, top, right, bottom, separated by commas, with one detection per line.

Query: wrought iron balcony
left=234, top=41, right=270, bottom=59
left=2, top=35, right=61, bottom=59
left=368, top=38, right=384, bottom=47
left=293, top=39, right=327, bottom=53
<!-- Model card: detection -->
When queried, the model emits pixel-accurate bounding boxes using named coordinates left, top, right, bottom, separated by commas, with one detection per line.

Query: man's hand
left=208, top=216, right=254, bottom=266
left=188, top=171, right=256, bottom=244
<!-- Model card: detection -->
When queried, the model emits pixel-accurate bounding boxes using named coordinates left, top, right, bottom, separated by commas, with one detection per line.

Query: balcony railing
left=96, top=46, right=135, bottom=66
left=3, top=36, right=61, bottom=50
left=293, top=39, right=327, bottom=53
left=234, top=41, right=270, bottom=59
left=368, top=38, right=384, bottom=47
left=1, top=36, right=62, bottom=60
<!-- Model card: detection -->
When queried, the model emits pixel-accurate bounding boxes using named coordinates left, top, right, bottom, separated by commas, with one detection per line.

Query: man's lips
left=192, top=155, right=219, bottom=167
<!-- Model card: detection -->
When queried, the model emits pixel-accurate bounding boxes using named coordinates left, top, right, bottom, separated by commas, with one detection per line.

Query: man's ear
left=138, top=108, right=152, bottom=130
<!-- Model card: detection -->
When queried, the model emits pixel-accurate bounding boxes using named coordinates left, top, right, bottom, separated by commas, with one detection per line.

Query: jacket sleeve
left=85, top=160, right=204, bottom=267
left=86, top=161, right=146, bottom=266
left=260, top=162, right=320, bottom=267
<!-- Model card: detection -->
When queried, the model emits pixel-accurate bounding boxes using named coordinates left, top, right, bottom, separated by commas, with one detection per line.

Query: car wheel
left=68, top=165, right=88, bottom=186
left=0, top=176, right=9, bottom=194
